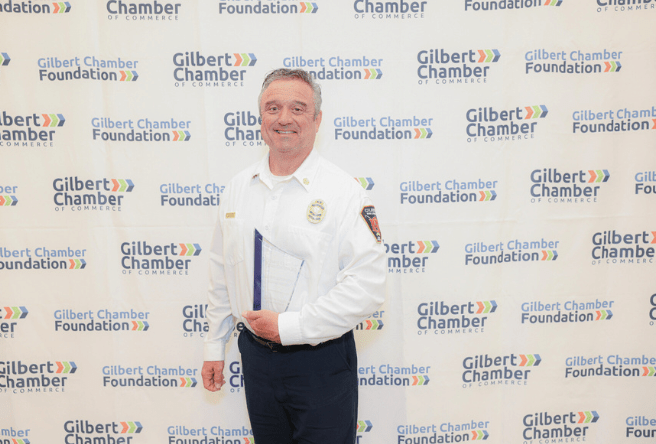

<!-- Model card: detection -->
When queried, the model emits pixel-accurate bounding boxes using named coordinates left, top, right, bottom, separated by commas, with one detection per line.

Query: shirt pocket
left=222, top=219, right=245, bottom=266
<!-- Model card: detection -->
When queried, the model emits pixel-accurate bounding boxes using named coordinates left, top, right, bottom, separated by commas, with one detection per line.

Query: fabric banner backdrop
left=2, top=1, right=656, bottom=443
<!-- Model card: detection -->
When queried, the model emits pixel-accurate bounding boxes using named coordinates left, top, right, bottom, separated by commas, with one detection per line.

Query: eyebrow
left=264, top=100, right=308, bottom=108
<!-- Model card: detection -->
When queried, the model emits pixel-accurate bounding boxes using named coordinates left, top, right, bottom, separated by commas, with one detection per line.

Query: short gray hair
left=258, top=68, right=322, bottom=118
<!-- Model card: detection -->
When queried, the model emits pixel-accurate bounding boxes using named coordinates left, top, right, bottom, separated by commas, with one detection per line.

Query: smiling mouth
left=275, top=130, right=297, bottom=134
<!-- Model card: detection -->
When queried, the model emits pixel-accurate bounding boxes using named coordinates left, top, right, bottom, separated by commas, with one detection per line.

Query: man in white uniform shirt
left=202, top=68, right=386, bottom=444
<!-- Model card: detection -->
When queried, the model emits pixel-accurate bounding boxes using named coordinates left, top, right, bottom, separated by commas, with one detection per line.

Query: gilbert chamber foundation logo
left=54, top=308, right=150, bottom=332
left=521, top=298, right=614, bottom=325
left=572, top=105, right=656, bottom=134
left=385, top=239, right=439, bottom=273
left=334, top=115, right=432, bottom=141
left=63, top=420, right=142, bottom=444
left=465, top=0, right=562, bottom=11
left=596, top=0, right=655, bottom=13
left=0, top=306, right=28, bottom=339
left=462, top=353, right=541, bottom=388
left=521, top=411, right=600, bottom=441
left=401, top=177, right=498, bottom=205
left=635, top=170, right=656, bottom=196
left=565, top=354, right=656, bottom=378
left=465, top=237, right=559, bottom=265
left=220, top=0, right=319, bottom=15
left=626, top=415, right=656, bottom=439
left=120, top=241, right=202, bottom=276
left=106, top=0, right=182, bottom=21
left=0, top=360, right=77, bottom=394
left=466, top=105, right=548, bottom=142
left=91, top=116, right=191, bottom=142
left=160, top=182, right=223, bottom=207
left=396, top=420, right=490, bottom=443
left=590, top=230, right=655, bottom=265
left=359, top=363, right=430, bottom=387
left=53, top=176, right=134, bottom=212
left=0, top=246, right=87, bottom=271
left=525, top=48, right=623, bottom=74
left=167, top=424, right=254, bottom=443
left=0, top=111, right=65, bottom=148
left=102, top=364, right=197, bottom=388
left=173, top=51, right=257, bottom=88
left=353, top=0, right=427, bottom=19
left=1, top=427, right=30, bottom=443
left=38, top=56, right=138, bottom=82
left=417, top=48, right=500, bottom=85
left=529, top=168, right=610, bottom=203
left=417, top=300, right=497, bottom=335
left=0, top=1, right=71, bottom=13
left=282, top=55, right=383, bottom=81
left=355, top=309, right=384, bottom=331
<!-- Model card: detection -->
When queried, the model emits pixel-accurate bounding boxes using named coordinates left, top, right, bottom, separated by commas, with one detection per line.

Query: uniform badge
left=361, top=205, right=382, bottom=243
left=307, top=199, right=326, bottom=224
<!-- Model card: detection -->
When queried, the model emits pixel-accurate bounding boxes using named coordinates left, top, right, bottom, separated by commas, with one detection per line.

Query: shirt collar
left=252, top=149, right=319, bottom=192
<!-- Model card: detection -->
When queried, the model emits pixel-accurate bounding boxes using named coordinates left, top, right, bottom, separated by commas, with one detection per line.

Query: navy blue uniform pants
left=238, top=328, right=358, bottom=444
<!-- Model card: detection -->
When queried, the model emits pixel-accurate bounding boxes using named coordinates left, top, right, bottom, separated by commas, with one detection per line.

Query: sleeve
left=203, top=207, right=235, bottom=361
left=277, top=191, right=387, bottom=345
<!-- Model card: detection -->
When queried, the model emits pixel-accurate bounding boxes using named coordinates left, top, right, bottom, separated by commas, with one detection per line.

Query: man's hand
left=243, top=310, right=280, bottom=343
left=202, top=361, right=225, bottom=392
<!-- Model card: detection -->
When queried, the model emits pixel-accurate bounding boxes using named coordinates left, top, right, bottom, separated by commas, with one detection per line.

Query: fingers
left=201, top=362, right=225, bottom=392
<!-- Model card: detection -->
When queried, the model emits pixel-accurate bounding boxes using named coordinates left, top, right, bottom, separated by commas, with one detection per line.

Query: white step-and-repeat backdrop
left=2, top=1, right=656, bottom=443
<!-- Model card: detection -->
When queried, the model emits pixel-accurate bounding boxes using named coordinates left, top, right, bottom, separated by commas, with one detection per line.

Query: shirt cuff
left=278, top=311, right=302, bottom=345
left=203, top=340, right=226, bottom=361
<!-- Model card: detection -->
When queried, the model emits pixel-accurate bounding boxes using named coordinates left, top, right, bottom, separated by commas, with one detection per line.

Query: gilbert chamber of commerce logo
left=401, top=177, right=498, bottom=205
left=91, top=116, right=191, bottom=142
left=160, top=182, right=223, bottom=207
left=525, top=48, right=623, bottom=74
left=0, top=306, right=28, bottom=339
left=465, top=105, right=548, bottom=142
left=521, top=411, right=600, bottom=441
left=590, top=230, right=655, bottom=265
left=106, top=0, right=182, bottom=21
left=173, top=51, right=257, bottom=88
left=54, top=308, right=150, bottom=332
left=385, top=239, right=439, bottom=273
left=38, top=56, right=138, bottom=82
left=597, top=0, right=655, bottom=14
left=0, top=360, right=77, bottom=394
left=565, top=354, right=656, bottom=379
left=0, top=111, right=65, bottom=148
left=521, top=298, right=614, bottom=326
left=465, top=0, right=562, bottom=12
left=635, top=170, right=656, bottom=196
left=182, top=304, right=208, bottom=337
left=396, top=420, right=490, bottom=443
left=359, top=363, right=431, bottom=387
left=465, top=237, right=559, bottom=266
left=417, top=300, right=497, bottom=335
left=0, top=1, right=71, bottom=13
left=167, top=424, right=254, bottom=443
left=102, top=363, right=198, bottom=388
left=572, top=105, right=656, bottom=135
left=282, top=54, right=383, bottom=81
left=222, top=110, right=263, bottom=147
left=626, top=415, right=656, bottom=439
left=353, top=0, right=427, bottom=19
left=220, top=0, right=319, bottom=15
left=650, top=293, right=656, bottom=326
left=462, top=353, right=541, bottom=388
left=0, top=246, right=87, bottom=271
left=334, top=115, right=432, bottom=141
left=417, top=48, right=500, bottom=85
left=0, top=185, right=18, bottom=206
left=53, top=176, right=134, bottom=212
left=63, top=420, right=142, bottom=444
left=120, top=241, right=202, bottom=276
left=529, top=168, right=611, bottom=204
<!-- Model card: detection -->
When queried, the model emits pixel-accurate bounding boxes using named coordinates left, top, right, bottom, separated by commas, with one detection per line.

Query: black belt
left=243, top=328, right=347, bottom=353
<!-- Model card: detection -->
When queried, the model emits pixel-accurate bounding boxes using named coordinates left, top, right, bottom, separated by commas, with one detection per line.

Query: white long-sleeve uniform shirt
left=204, top=149, right=386, bottom=361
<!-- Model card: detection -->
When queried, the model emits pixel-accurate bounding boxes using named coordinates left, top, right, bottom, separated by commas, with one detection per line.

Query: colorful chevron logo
left=364, top=68, right=382, bottom=79
left=355, top=177, right=375, bottom=190
left=12, top=439, right=30, bottom=444
left=55, top=361, right=77, bottom=373
left=179, top=377, right=197, bottom=387
left=2, top=306, right=28, bottom=319
left=0, top=53, right=10, bottom=66
left=595, top=310, right=612, bottom=320
left=68, top=259, right=87, bottom=269
left=587, top=170, right=610, bottom=183
left=357, top=420, right=373, bottom=433
left=300, top=2, right=318, bottom=12
left=414, top=128, right=432, bottom=139
left=416, top=240, right=439, bottom=253
left=524, top=106, right=548, bottom=119
left=652, top=231, right=656, bottom=244
left=362, top=319, right=384, bottom=330
left=543, top=0, right=562, bottom=5
left=479, top=190, right=497, bottom=201
left=577, top=411, right=599, bottom=424
left=652, top=119, right=655, bottom=130
left=411, top=375, right=430, bottom=386
left=472, top=430, right=489, bottom=440
left=42, top=113, right=66, bottom=127
left=519, top=354, right=541, bottom=366
left=244, top=438, right=255, bottom=444
left=477, top=49, right=501, bottom=63
left=120, top=422, right=143, bottom=433
left=52, top=2, right=72, bottom=13
left=131, top=321, right=149, bottom=331
left=233, top=53, right=257, bottom=67
left=642, top=367, right=655, bottom=376
left=0, top=196, right=18, bottom=206
left=475, top=301, right=497, bottom=314
left=541, top=250, right=557, bottom=261
left=179, top=243, right=202, bottom=256
left=119, top=71, right=138, bottom=81
left=111, top=179, right=135, bottom=192
left=604, top=61, right=621, bottom=72
left=173, top=130, right=191, bottom=141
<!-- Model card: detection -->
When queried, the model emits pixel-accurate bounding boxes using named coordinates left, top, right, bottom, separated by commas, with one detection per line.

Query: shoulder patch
left=360, top=205, right=382, bottom=243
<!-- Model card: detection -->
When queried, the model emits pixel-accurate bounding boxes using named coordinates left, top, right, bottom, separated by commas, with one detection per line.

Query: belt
left=243, top=328, right=295, bottom=353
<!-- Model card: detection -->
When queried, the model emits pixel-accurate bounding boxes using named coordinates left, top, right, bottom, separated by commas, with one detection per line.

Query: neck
left=269, top=147, right=313, bottom=176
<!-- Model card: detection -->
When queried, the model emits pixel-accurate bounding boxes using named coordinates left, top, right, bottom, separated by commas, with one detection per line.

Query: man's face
left=260, top=78, right=322, bottom=158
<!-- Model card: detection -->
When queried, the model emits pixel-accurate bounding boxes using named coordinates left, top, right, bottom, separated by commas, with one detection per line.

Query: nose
left=278, top=106, right=293, bottom=124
